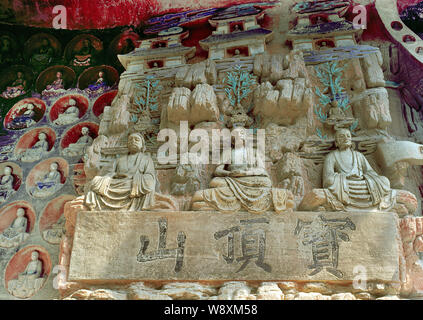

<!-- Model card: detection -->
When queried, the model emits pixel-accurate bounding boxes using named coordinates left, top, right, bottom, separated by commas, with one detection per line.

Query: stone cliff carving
left=19, top=132, right=50, bottom=162
left=42, top=215, right=65, bottom=245
left=0, top=208, right=29, bottom=248
left=62, top=127, right=93, bottom=157
left=30, top=162, right=64, bottom=198
left=0, top=166, right=15, bottom=202
left=53, top=99, right=80, bottom=126
left=191, top=127, right=294, bottom=213
left=171, top=164, right=202, bottom=196
left=7, top=251, right=46, bottom=299
left=84, top=133, right=177, bottom=211
left=299, top=129, right=417, bottom=214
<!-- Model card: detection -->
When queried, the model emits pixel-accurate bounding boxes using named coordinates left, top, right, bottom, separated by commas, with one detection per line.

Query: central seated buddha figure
left=191, top=127, right=294, bottom=214
left=299, top=128, right=417, bottom=214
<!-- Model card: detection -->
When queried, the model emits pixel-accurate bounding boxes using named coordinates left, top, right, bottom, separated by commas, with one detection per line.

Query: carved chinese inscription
left=137, top=217, right=186, bottom=272
left=214, top=218, right=271, bottom=273
left=294, top=215, right=356, bottom=278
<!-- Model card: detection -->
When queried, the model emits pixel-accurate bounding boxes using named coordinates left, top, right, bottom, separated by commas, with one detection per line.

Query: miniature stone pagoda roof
left=287, top=20, right=360, bottom=40
left=200, top=28, right=272, bottom=48
left=293, top=0, right=350, bottom=17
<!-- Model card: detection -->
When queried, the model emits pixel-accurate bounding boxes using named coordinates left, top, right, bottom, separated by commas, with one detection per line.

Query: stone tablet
left=68, top=210, right=401, bottom=283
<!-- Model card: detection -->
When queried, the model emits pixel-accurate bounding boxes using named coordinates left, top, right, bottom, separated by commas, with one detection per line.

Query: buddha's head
left=31, top=251, right=39, bottom=261
left=50, top=162, right=59, bottom=172
left=56, top=71, right=62, bottom=79
left=38, top=132, right=47, bottom=141
left=81, top=127, right=89, bottom=136
left=17, top=71, right=23, bottom=79
left=16, top=208, right=25, bottom=217
left=231, top=126, right=247, bottom=149
left=41, top=38, right=49, bottom=47
left=3, top=166, right=12, bottom=176
left=98, top=71, right=104, bottom=78
left=68, top=99, right=76, bottom=106
left=128, top=133, right=146, bottom=154
left=335, top=128, right=352, bottom=150
left=27, top=103, right=34, bottom=110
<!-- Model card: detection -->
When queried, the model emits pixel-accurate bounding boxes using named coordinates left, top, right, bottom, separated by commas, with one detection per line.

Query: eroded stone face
left=69, top=210, right=400, bottom=283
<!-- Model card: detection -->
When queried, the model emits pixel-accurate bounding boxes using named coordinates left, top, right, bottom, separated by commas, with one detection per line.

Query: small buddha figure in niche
left=84, top=71, right=109, bottom=95
left=42, top=215, right=65, bottom=245
left=72, top=38, right=96, bottom=67
left=8, top=103, right=37, bottom=129
left=62, top=126, right=93, bottom=157
left=0, top=166, right=15, bottom=202
left=0, top=37, right=14, bottom=65
left=8, top=250, right=46, bottom=299
left=30, top=38, right=54, bottom=72
left=42, top=71, right=66, bottom=97
left=84, top=133, right=177, bottom=211
left=53, top=98, right=80, bottom=126
left=327, top=99, right=346, bottom=121
left=19, top=132, right=50, bottom=162
left=0, top=207, right=29, bottom=248
left=299, top=128, right=418, bottom=213
left=30, top=162, right=63, bottom=198
left=191, top=127, right=294, bottom=213
left=1, top=71, right=26, bottom=99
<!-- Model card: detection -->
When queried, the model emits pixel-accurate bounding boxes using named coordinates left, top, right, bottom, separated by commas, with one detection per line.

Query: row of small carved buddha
left=81, top=128, right=417, bottom=215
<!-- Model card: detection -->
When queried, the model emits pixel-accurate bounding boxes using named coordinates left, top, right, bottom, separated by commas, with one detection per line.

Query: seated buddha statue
left=1, top=71, right=26, bottom=99
left=30, top=38, right=54, bottom=73
left=191, top=127, right=294, bottom=213
left=8, top=251, right=46, bottom=299
left=8, top=103, right=36, bottom=129
left=299, top=128, right=417, bottom=214
left=84, top=71, right=109, bottom=95
left=42, top=71, right=66, bottom=97
left=31, top=162, right=63, bottom=198
left=0, top=207, right=29, bottom=248
left=19, top=132, right=50, bottom=162
left=72, top=39, right=96, bottom=67
left=84, top=133, right=177, bottom=211
left=53, top=99, right=80, bottom=126
left=0, top=166, right=15, bottom=202
left=62, top=126, right=93, bottom=157
left=0, top=36, right=14, bottom=65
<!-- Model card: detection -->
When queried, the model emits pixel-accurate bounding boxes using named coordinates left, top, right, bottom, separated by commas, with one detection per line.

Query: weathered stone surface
left=190, top=84, right=219, bottom=125
left=127, top=283, right=172, bottom=300
left=167, top=87, right=191, bottom=124
left=256, top=282, right=284, bottom=300
left=161, top=282, right=217, bottom=300
left=293, top=292, right=330, bottom=300
left=68, top=210, right=401, bottom=283
left=64, top=288, right=127, bottom=300
left=331, top=293, right=356, bottom=300
left=360, top=52, right=385, bottom=88
left=302, top=283, right=332, bottom=295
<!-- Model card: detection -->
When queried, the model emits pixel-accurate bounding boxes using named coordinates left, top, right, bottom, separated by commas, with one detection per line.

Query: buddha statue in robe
left=84, top=132, right=177, bottom=211
left=72, top=39, right=96, bottom=67
left=0, top=36, right=14, bottom=65
left=84, top=71, right=109, bottom=95
left=62, top=126, right=93, bottom=157
left=42, top=71, right=66, bottom=97
left=191, top=127, right=294, bottom=213
left=30, top=38, right=54, bottom=73
left=53, top=99, right=80, bottom=126
left=19, top=132, right=50, bottom=162
left=8, top=251, right=46, bottom=299
left=299, top=128, right=417, bottom=213
left=42, top=215, right=65, bottom=244
left=31, top=162, right=63, bottom=198
left=0, top=207, right=29, bottom=248
left=0, top=166, right=15, bottom=202
left=1, top=71, right=26, bottom=99
left=8, top=103, right=36, bottom=129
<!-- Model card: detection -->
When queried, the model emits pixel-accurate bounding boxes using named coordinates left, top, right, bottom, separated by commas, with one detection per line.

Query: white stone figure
left=19, top=132, right=50, bottom=162
left=0, top=208, right=29, bottom=248
left=31, top=162, right=63, bottom=198
left=53, top=99, right=80, bottom=125
left=0, top=166, right=15, bottom=202
left=299, top=128, right=417, bottom=213
left=62, top=126, right=93, bottom=157
left=84, top=133, right=177, bottom=211
left=8, top=251, right=46, bottom=299
left=9, top=104, right=36, bottom=129
left=42, top=215, right=65, bottom=245
left=191, top=127, right=294, bottom=213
